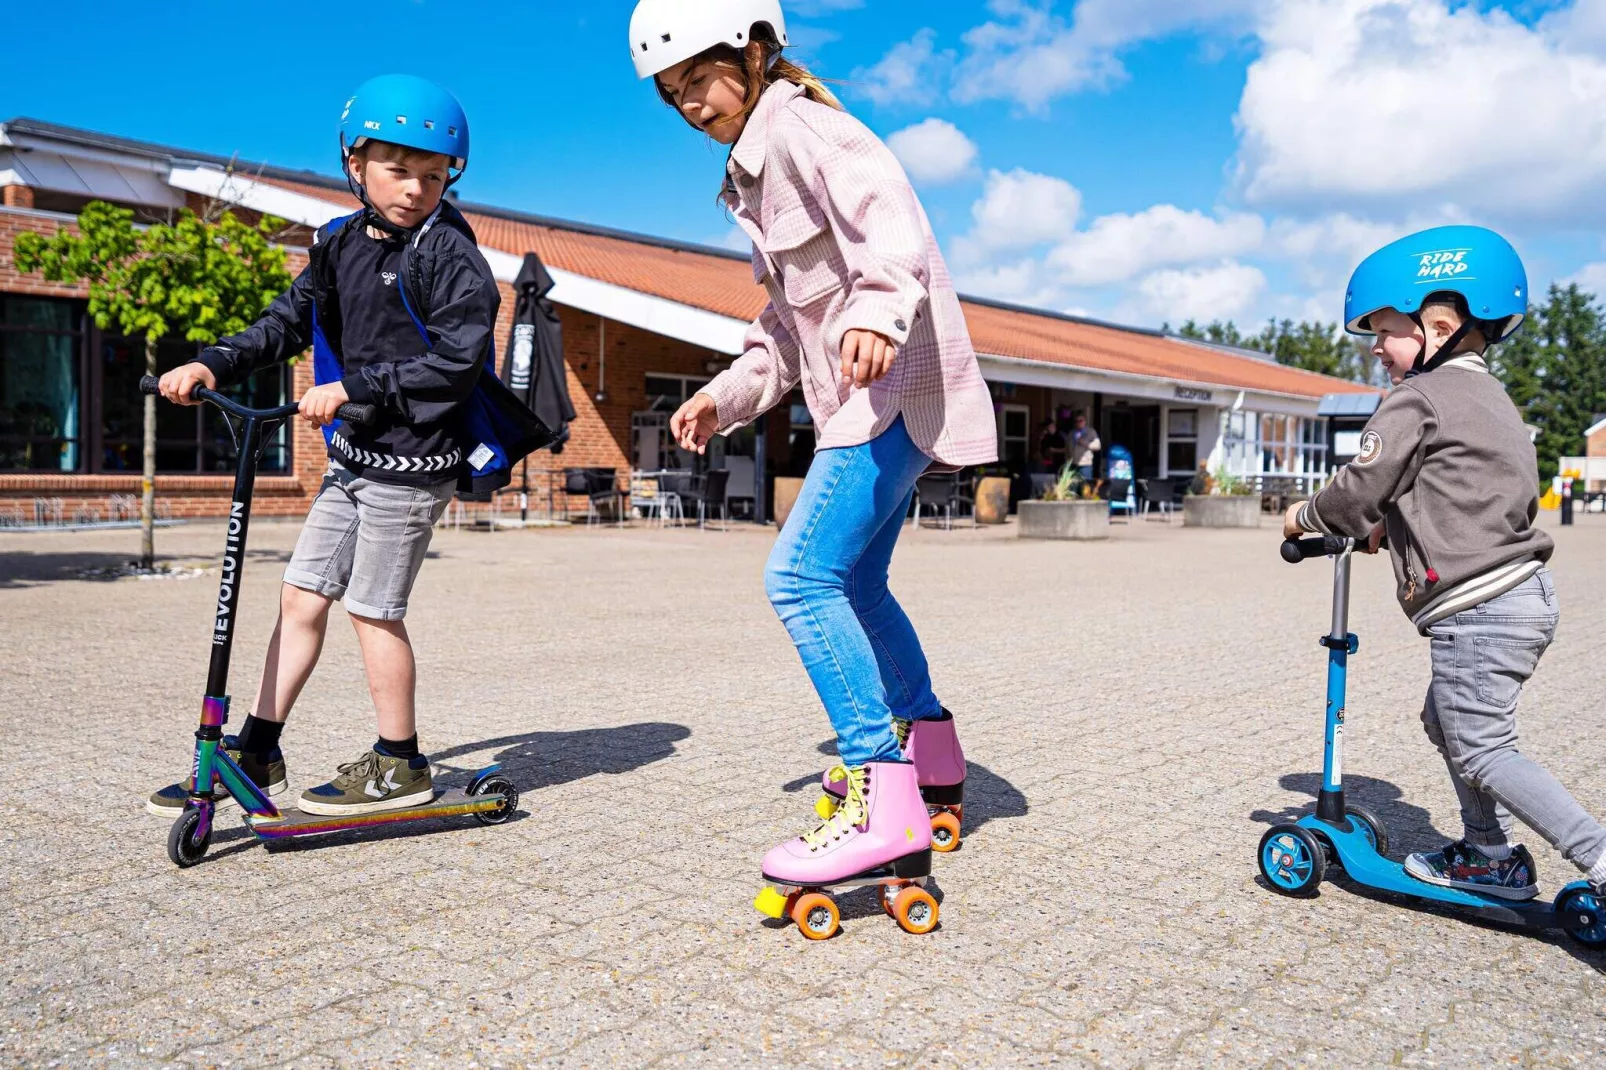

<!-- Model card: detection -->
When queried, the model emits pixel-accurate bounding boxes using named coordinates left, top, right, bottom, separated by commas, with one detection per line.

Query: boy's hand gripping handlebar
left=140, top=375, right=376, bottom=426
left=1281, top=535, right=1354, bottom=563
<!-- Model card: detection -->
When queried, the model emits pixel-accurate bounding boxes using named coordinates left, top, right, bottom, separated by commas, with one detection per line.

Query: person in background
left=1068, top=411, right=1102, bottom=481
left=1038, top=417, right=1066, bottom=473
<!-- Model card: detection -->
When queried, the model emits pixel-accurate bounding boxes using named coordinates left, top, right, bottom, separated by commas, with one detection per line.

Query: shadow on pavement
left=1250, top=771, right=1455, bottom=856
left=430, top=721, right=692, bottom=792
left=0, top=546, right=286, bottom=588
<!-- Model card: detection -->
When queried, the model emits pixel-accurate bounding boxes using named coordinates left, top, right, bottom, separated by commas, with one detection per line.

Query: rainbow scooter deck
left=1257, top=536, right=1606, bottom=947
left=140, top=377, right=522, bottom=868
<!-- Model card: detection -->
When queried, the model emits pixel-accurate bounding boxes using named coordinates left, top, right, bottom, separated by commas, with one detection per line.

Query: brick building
left=1, top=118, right=1378, bottom=522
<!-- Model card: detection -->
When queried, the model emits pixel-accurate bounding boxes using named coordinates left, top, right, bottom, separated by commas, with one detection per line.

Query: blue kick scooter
left=1258, top=535, right=1606, bottom=947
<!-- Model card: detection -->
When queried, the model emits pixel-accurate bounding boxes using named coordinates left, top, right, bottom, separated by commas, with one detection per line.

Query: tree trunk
left=141, top=334, right=157, bottom=571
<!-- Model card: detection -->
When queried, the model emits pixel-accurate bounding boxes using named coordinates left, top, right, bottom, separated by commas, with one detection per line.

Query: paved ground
left=2, top=510, right=1603, bottom=1067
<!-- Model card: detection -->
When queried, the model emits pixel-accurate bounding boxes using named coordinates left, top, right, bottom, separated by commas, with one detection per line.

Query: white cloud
left=886, top=119, right=979, bottom=185
left=787, top=0, right=864, bottom=13
left=850, top=28, right=953, bottom=107
left=1131, top=261, right=1268, bottom=323
left=1047, top=205, right=1265, bottom=287
left=1236, top=0, right=1606, bottom=220
left=964, top=168, right=1084, bottom=250
left=1564, top=261, right=1606, bottom=297
left=951, top=0, right=1262, bottom=111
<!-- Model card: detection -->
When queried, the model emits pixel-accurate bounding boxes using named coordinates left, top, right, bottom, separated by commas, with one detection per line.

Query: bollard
left=1560, top=476, right=1574, bottom=526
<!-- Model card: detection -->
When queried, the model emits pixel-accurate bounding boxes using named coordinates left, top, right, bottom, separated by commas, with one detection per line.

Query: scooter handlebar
left=140, top=375, right=376, bottom=426
left=1281, top=535, right=1353, bottom=563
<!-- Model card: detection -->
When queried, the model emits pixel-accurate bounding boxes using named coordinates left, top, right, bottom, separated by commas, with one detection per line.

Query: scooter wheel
left=1555, top=885, right=1606, bottom=947
left=167, top=806, right=212, bottom=868
left=1259, top=824, right=1326, bottom=897
left=1343, top=804, right=1389, bottom=858
left=469, top=775, right=519, bottom=826
left=791, top=892, right=839, bottom=940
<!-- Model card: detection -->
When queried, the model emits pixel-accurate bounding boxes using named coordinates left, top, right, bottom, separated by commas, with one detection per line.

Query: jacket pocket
left=766, top=207, right=840, bottom=308
left=1473, top=634, right=1547, bottom=708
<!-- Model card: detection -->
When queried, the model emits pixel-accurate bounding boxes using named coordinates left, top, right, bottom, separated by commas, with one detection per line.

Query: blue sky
left=6, top=0, right=1606, bottom=331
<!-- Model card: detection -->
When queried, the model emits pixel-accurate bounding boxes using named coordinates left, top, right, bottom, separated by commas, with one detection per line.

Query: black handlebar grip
left=1281, top=535, right=1349, bottom=563
left=335, top=403, right=377, bottom=427
left=139, top=375, right=160, bottom=396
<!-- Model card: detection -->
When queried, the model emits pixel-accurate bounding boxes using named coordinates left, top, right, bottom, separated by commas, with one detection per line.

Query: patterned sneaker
left=297, top=749, right=434, bottom=816
left=146, top=736, right=287, bottom=816
left=1404, top=840, right=1539, bottom=900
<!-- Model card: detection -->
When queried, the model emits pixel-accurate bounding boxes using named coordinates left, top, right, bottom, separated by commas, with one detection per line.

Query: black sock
left=237, top=715, right=285, bottom=757
left=375, top=734, right=420, bottom=760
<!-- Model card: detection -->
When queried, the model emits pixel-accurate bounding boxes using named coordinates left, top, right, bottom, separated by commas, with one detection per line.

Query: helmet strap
left=1405, top=315, right=1477, bottom=380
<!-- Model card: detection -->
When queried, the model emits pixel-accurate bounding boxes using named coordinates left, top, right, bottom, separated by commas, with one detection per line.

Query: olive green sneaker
left=145, top=736, right=288, bottom=816
left=297, top=749, right=434, bottom=815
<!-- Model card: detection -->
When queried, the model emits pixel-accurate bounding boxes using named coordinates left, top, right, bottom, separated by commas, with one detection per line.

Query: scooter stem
left=1317, top=543, right=1356, bottom=824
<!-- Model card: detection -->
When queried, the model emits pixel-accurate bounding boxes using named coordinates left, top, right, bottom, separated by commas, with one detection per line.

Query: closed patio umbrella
left=502, top=253, right=575, bottom=519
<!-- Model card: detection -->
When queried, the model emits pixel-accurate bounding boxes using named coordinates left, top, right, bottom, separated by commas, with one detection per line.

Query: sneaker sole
left=144, top=778, right=289, bottom=818
left=1403, top=854, right=1540, bottom=901
left=295, top=785, right=436, bottom=816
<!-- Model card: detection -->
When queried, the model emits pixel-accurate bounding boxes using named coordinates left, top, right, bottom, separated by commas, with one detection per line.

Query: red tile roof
left=256, top=174, right=1376, bottom=401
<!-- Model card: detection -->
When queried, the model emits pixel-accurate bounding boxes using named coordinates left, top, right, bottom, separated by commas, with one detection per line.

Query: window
left=643, top=374, right=709, bottom=413
left=1166, top=408, right=1198, bottom=474
left=0, top=296, right=84, bottom=471
left=1218, top=409, right=1327, bottom=487
left=0, top=294, right=292, bottom=474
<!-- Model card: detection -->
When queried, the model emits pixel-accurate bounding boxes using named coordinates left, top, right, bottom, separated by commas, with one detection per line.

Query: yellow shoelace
left=802, top=764, right=868, bottom=849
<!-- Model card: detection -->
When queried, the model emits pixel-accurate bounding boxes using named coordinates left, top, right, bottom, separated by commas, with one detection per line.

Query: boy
left=1284, top=225, right=1606, bottom=900
left=148, top=75, right=550, bottom=817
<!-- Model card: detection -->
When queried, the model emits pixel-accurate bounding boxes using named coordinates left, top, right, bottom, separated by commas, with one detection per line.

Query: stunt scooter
left=1258, top=535, right=1605, bottom=945
left=140, top=377, right=519, bottom=868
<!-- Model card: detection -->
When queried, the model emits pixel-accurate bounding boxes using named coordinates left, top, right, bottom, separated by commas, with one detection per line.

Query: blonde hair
left=656, top=35, right=843, bottom=139
left=350, top=140, right=450, bottom=169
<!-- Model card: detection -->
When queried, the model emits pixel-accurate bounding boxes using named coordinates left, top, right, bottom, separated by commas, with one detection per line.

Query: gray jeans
left=1422, top=568, right=1606, bottom=874
left=283, top=466, right=455, bottom=621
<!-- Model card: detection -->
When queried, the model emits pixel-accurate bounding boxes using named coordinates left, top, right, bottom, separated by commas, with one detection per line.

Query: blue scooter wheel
left=1259, top=824, right=1326, bottom=897
left=1555, top=885, right=1606, bottom=947
left=1343, top=804, right=1389, bottom=858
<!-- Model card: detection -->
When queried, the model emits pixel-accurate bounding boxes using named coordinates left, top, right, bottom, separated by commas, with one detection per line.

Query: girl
left=630, top=0, right=998, bottom=925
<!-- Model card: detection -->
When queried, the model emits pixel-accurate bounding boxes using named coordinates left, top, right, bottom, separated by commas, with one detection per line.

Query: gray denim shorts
left=283, top=465, right=455, bottom=621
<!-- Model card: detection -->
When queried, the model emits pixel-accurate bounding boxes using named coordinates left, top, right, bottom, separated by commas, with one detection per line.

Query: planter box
left=773, top=476, right=806, bottom=531
left=974, top=476, right=1011, bottom=525
left=1017, top=500, right=1109, bottom=540
left=1183, top=495, right=1261, bottom=528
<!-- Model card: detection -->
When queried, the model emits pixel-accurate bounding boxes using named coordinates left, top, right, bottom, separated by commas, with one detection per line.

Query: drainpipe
left=594, top=316, right=607, bottom=403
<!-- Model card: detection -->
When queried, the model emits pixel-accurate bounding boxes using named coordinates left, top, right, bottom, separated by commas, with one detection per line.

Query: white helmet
left=628, top=0, right=789, bottom=80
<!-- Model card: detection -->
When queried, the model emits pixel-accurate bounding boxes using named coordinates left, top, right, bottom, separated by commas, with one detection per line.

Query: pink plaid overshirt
left=702, top=81, right=998, bottom=468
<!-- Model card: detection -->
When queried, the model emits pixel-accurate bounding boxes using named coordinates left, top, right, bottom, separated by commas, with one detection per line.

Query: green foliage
left=1490, top=284, right=1606, bottom=483
left=1038, top=464, right=1100, bottom=502
left=1171, top=317, right=1380, bottom=384
left=13, top=200, right=291, bottom=345
left=1210, top=467, right=1252, bottom=497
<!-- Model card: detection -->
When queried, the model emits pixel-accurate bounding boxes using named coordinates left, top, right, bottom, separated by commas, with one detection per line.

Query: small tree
left=14, top=200, right=291, bottom=569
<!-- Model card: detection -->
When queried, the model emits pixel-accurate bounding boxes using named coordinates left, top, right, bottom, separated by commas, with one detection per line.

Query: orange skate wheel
left=929, top=810, right=962, bottom=853
left=878, top=884, right=899, bottom=917
left=892, top=885, right=939, bottom=934
left=790, top=892, right=840, bottom=940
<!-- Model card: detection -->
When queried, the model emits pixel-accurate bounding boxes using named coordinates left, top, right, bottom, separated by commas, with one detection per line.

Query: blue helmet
left=1344, top=225, right=1527, bottom=342
left=339, top=75, right=470, bottom=177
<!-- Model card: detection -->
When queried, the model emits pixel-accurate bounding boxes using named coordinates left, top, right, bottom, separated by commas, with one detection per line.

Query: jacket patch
left=1356, top=430, right=1384, bottom=466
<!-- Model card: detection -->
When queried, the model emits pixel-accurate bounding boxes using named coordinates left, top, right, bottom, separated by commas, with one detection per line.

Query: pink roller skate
left=755, top=761, right=938, bottom=940
left=818, top=709, right=966, bottom=852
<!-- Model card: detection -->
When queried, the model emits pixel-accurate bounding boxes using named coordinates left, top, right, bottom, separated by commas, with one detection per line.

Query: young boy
left=148, top=75, right=550, bottom=817
left=1285, top=225, right=1606, bottom=900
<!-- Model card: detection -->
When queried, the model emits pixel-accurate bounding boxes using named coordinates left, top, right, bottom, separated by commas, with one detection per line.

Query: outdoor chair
left=660, top=470, right=730, bottom=529
left=1103, top=477, right=1134, bottom=522
left=915, top=473, right=974, bottom=530
left=1138, top=478, right=1176, bottom=521
left=564, top=467, right=626, bottom=527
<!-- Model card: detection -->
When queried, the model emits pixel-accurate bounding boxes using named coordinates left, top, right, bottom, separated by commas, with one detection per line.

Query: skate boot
left=756, top=760, right=938, bottom=940
left=818, top=709, right=966, bottom=852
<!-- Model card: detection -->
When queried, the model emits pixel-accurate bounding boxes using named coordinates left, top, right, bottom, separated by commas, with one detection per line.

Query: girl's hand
left=298, top=382, right=350, bottom=428
left=670, top=392, right=719, bottom=455
left=840, top=329, right=896, bottom=388
left=158, top=362, right=217, bottom=405
left=1365, top=520, right=1386, bottom=554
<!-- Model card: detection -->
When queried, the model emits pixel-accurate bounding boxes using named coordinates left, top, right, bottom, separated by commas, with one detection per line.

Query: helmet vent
left=448, top=126, right=458, bottom=137
left=423, top=120, right=435, bottom=130
left=395, top=114, right=407, bottom=125
left=661, top=33, right=672, bottom=42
